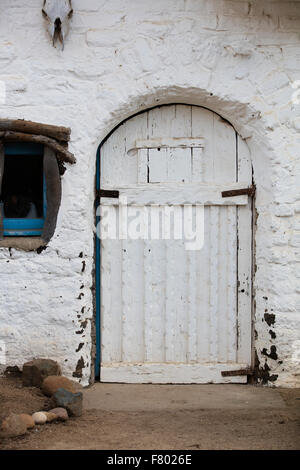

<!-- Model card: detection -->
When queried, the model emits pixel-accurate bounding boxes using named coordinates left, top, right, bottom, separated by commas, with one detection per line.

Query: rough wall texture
left=0, top=0, right=299, bottom=386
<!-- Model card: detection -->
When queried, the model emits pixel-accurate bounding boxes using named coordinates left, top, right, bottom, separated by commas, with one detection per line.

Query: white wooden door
left=99, top=105, right=252, bottom=384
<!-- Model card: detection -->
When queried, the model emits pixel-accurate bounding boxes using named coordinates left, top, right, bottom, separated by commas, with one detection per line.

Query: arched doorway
left=96, top=104, right=253, bottom=383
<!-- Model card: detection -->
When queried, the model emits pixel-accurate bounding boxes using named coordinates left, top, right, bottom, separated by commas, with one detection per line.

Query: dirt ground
left=0, top=376, right=299, bottom=450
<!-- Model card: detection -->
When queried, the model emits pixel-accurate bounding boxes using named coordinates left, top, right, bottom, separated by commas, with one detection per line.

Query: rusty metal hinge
left=221, top=368, right=253, bottom=377
left=97, top=189, right=119, bottom=198
left=222, top=185, right=256, bottom=198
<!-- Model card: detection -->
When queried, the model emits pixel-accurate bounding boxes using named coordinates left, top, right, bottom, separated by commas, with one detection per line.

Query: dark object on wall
left=43, top=147, right=62, bottom=243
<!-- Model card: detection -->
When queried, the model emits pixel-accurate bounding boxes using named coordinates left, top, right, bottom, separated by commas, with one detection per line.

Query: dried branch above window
left=0, top=119, right=75, bottom=165
left=0, top=131, right=75, bottom=164
left=0, top=119, right=70, bottom=142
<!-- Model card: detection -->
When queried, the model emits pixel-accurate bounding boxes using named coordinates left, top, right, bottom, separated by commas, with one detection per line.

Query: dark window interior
left=0, top=154, right=44, bottom=218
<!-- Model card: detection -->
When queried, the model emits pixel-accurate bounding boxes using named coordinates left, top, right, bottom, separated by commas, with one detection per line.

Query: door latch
left=221, top=368, right=253, bottom=377
left=222, top=185, right=256, bottom=198
left=97, top=189, right=120, bottom=198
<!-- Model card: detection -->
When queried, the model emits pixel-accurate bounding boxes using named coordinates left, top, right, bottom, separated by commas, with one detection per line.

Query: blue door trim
left=4, top=143, right=44, bottom=156
left=95, top=146, right=101, bottom=378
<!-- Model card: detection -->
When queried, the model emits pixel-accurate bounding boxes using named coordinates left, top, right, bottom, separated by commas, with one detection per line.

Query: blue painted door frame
left=95, top=146, right=101, bottom=378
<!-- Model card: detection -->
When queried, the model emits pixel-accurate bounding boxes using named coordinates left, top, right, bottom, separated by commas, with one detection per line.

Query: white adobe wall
left=0, top=0, right=299, bottom=386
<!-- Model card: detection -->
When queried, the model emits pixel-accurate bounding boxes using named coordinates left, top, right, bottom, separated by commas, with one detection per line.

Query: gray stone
left=22, top=359, right=61, bottom=387
left=52, top=388, right=83, bottom=417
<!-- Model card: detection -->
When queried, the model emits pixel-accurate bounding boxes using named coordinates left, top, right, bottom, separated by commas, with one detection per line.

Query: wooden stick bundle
left=0, top=130, right=75, bottom=164
left=0, top=119, right=70, bottom=142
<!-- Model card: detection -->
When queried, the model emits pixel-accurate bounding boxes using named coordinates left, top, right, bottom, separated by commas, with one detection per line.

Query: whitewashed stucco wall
left=0, top=0, right=299, bottom=386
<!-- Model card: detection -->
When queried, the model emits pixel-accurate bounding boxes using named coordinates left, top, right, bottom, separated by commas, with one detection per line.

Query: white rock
left=32, top=412, right=48, bottom=425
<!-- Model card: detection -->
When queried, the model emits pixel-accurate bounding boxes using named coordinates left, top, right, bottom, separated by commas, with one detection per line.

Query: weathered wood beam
left=0, top=131, right=76, bottom=164
left=0, top=119, right=71, bottom=142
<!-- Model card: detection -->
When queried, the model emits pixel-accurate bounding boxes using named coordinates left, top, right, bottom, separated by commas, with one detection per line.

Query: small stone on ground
left=42, top=375, right=76, bottom=397
left=32, top=412, right=47, bottom=425
left=48, top=408, right=69, bottom=422
left=19, top=414, right=35, bottom=429
left=52, top=388, right=83, bottom=417
left=44, top=412, right=58, bottom=423
left=0, top=414, right=28, bottom=438
left=22, top=359, right=61, bottom=387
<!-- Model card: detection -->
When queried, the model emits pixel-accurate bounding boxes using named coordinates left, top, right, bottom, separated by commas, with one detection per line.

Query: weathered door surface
left=99, top=105, right=252, bottom=383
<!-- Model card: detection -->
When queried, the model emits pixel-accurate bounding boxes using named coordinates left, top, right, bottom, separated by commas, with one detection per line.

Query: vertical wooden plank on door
left=191, top=147, right=203, bottom=182
left=101, top=234, right=123, bottom=363
left=170, top=105, right=191, bottom=362
left=197, top=206, right=210, bottom=362
left=144, top=221, right=166, bottom=364
left=101, top=124, right=128, bottom=365
left=101, top=111, right=149, bottom=369
left=237, top=136, right=252, bottom=365
left=101, top=123, right=126, bottom=187
left=165, top=235, right=177, bottom=362
left=122, top=238, right=145, bottom=363
left=148, top=105, right=176, bottom=141
left=191, top=106, right=213, bottom=361
left=101, top=130, right=127, bottom=365
left=143, top=237, right=152, bottom=362
left=148, top=148, right=168, bottom=183
left=227, top=205, right=238, bottom=362
left=100, top=236, right=113, bottom=363
left=209, top=205, right=219, bottom=362
left=125, top=113, right=149, bottom=185
left=167, top=105, right=192, bottom=183
left=212, top=114, right=237, bottom=362
left=164, top=207, right=187, bottom=363
left=187, top=208, right=198, bottom=362
left=217, top=205, right=229, bottom=362
left=191, top=106, right=214, bottom=183
left=148, top=106, right=172, bottom=363
left=148, top=105, right=175, bottom=184
left=138, top=148, right=148, bottom=183
left=174, top=233, right=188, bottom=363
left=167, top=147, right=191, bottom=183
left=213, top=114, right=237, bottom=183
left=147, top=237, right=166, bottom=362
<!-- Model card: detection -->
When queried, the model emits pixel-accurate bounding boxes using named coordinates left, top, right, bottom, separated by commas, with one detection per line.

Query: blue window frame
left=1, top=143, right=46, bottom=237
